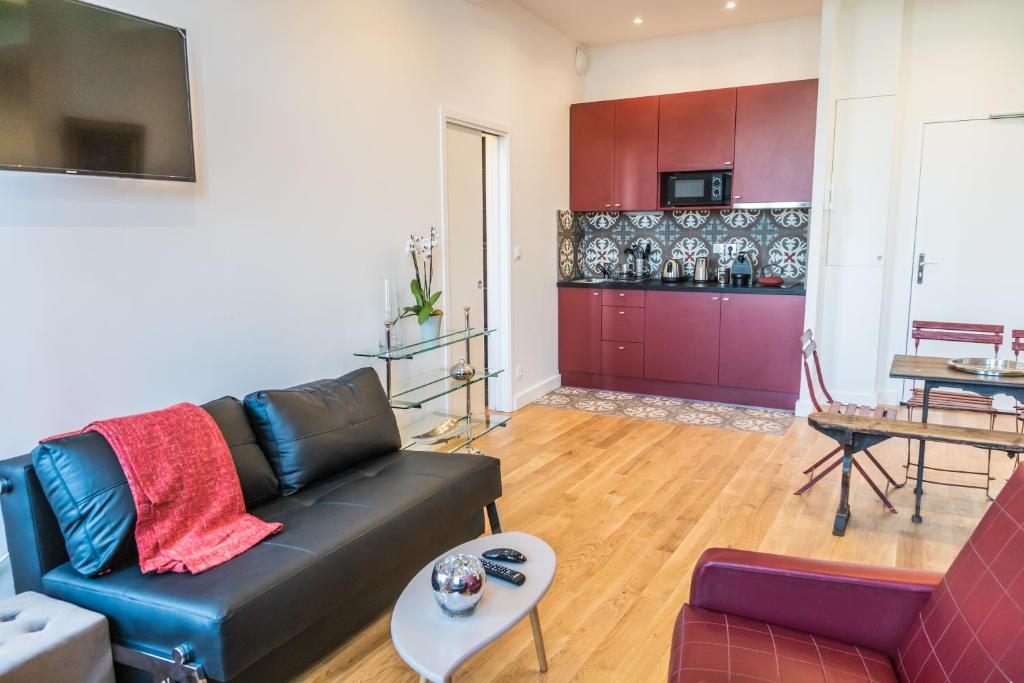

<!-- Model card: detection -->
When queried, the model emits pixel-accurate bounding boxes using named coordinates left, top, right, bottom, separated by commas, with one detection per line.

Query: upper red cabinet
left=570, top=97, right=658, bottom=212
left=733, top=79, right=818, bottom=205
left=570, top=100, right=615, bottom=211
left=613, top=96, right=659, bottom=211
left=658, top=88, right=737, bottom=172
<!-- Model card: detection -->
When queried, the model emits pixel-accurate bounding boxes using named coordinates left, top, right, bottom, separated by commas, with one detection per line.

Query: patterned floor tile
left=534, top=386, right=794, bottom=434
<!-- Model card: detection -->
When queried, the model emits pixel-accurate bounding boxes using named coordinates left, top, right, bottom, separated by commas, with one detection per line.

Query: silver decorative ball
left=449, top=359, right=477, bottom=382
left=431, top=553, right=486, bottom=617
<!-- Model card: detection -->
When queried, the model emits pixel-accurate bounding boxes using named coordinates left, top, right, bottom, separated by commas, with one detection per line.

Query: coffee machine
left=730, top=252, right=754, bottom=287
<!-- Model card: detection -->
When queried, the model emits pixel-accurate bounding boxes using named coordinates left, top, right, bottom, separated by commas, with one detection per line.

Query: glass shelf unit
left=390, top=368, right=504, bottom=409
left=401, top=412, right=511, bottom=453
left=355, top=328, right=496, bottom=360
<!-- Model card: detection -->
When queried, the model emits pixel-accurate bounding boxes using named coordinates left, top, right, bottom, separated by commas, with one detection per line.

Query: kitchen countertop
left=557, top=277, right=806, bottom=295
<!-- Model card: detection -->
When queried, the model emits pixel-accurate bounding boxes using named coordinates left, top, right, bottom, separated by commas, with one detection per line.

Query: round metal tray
left=947, top=357, right=1024, bottom=377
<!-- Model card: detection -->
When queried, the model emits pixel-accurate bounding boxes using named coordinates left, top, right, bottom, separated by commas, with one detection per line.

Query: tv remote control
left=480, top=558, right=526, bottom=586
left=482, top=548, right=527, bottom=563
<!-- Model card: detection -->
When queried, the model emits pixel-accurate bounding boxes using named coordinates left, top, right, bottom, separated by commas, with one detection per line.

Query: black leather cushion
left=31, top=398, right=281, bottom=577
left=31, top=432, right=137, bottom=578
left=243, top=367, right=401, bottom=495
left=41, top=451, right=502, bottom=681
left=201, top=397, right=280, bottom=506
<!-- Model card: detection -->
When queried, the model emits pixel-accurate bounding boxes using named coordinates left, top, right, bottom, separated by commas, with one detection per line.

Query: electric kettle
left=693, top=256, right=711, bottom=282
left=661, top=259, right=684, bottom=282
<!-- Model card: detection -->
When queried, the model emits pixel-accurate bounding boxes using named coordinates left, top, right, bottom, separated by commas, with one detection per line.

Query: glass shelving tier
left=390, top=368, right=504, bottom=409
left=354, top=307, right=508, bottom=454
left=400, top=412, right=512, bottom=452
left=355, top=328, right=496, bottom=360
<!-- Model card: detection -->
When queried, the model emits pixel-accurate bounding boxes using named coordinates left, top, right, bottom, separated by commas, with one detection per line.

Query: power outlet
left=515, top=365, right=523, bottom=380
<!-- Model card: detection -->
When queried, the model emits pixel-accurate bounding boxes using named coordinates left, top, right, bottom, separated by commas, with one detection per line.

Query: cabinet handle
left=724, top=161, right=732, bottom=165
left=618, top=346, right=625, bottom=350
left=604, top=204, right=612, bottom=208
left=618, top=293, right=626, bottom=297
left=712, top=296, right=720, bottom=301
left=592, top=292, right=600, bottom=296
left=613, top=203, right=621, bottom=207
left=733, top=195, right=742, bottom=199
left=618, top=310, right=626, bottom=315
left=723, top=297, right=730, bottom=302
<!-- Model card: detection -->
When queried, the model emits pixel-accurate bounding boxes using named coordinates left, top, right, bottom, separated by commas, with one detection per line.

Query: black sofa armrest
left=0, top=454, right=68, bottom=592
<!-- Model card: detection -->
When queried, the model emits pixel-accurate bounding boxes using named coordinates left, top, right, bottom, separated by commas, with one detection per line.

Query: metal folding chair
left=794, top=330, right=901, bottom=513
left=901, top=320, right=1003, bottom=499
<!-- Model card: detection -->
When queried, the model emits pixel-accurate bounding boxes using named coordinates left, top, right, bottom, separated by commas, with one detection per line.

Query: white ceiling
left=512, top=0, right=822, bottom=47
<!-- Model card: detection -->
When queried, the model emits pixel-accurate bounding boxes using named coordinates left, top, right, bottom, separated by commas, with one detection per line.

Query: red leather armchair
left=668, top=465, right=1024, bottom=682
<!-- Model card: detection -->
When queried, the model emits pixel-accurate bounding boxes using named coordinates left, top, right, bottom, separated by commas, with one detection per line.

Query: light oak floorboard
left=295, top=405, right=1016, bottom=682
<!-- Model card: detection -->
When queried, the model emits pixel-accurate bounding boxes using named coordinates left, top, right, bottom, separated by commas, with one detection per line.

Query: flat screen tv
left=0, top=0, right=195, bottom=181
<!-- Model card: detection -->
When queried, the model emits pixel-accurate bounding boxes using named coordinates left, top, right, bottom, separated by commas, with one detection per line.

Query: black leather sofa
left=0, top=368, right=503, bottom=683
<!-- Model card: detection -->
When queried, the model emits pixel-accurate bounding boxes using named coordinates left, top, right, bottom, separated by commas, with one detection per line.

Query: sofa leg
left=112, top=643, right=208, bottom=683
left=486, top=501, right=502, bottom=534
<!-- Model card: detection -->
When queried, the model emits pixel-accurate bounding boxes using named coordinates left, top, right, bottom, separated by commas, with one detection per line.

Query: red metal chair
left=667, top=462, right=1024, bottom=682
left=1009, top=329, right=1024, bottom=474
left=794, top=330, right=901, bottom=513
left=901, top=320, right=1003, bottom=498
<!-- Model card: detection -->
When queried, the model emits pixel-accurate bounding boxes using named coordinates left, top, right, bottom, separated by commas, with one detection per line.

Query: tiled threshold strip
left=533, top=386, right=794, bottom=434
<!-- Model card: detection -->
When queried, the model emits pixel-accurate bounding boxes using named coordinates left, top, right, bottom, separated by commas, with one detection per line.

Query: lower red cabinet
left=718, top=294, right=805, bottom=393
left=557, top=285, right=805, bottom=407
left=602, top=341, right=644, bottom=378
left=602, top=306, right=645, bottom=343
left=558, top=288, right=602, bottom=374
left=644, top=291, right=722, bottom=385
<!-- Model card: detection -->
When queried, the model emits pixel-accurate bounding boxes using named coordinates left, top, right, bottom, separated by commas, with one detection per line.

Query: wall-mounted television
left=0, top=0, right=195, bottom=181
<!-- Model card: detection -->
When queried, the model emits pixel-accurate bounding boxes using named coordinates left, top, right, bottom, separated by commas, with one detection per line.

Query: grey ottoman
left=0, top=591, right=114, bottom=683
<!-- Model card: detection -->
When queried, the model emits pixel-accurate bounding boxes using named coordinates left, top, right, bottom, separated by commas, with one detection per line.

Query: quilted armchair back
left=896, top=465, right=1024, bottom=682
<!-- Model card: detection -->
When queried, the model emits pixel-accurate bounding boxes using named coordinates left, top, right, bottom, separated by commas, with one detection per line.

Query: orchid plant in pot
left=401, top=227, right=443, bottom=341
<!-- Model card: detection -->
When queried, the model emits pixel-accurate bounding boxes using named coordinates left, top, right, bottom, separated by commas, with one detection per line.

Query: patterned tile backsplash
left=557, top=209, right=810, bottom=282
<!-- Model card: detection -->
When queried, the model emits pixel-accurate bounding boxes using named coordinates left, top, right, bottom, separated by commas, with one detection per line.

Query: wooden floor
left=295, top=404, right=1018, bottom=683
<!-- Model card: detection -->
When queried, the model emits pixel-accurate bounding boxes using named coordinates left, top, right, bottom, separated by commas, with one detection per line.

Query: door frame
left=439, top=108, right=513, bottom=412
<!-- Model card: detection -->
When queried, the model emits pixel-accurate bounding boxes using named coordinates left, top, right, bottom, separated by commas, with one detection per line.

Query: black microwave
left=660, top=171, right=731, bottom=207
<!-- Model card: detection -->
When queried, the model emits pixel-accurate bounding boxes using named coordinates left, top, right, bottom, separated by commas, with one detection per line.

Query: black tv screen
left=0, top=0, right=195, bottom=181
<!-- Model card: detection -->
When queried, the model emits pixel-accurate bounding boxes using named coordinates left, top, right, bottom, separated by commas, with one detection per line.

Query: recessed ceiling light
left=633, top=16, right=643, bottom=24
left=725, top=1, right=737, bottom=8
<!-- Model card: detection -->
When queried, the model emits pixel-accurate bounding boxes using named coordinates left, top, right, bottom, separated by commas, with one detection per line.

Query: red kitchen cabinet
left=658, top=88, right=737, bottom=172
left=718, top=293, right=805, bottom=393
left=613, top=96, right=659, bottom=210
left=601, top=289, right=645, bottom=307
left=570, top=101, right=615, bottom=211
left=733, top=79, right=818, bottom=205
left=558, top=288, right=603, bottom=374
left=602, top=341, right=644, bottom=378
left=570, top=97, right=658, bottom=211
left=644, top=291, right=722, bottom=385
left=602, top=306, right=645, bottom=343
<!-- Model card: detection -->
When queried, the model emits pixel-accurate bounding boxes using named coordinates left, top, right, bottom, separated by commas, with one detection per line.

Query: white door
left=908, top=116, right=1024, bottom=402
left=443, top=122, right=487, bottom=414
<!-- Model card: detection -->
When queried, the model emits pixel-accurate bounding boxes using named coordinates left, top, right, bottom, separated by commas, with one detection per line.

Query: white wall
left=582, top=15, right=821, bottom=102
left=805, top=0, right=1024, bottom=410
left=0, top=0, right=581, bottom=594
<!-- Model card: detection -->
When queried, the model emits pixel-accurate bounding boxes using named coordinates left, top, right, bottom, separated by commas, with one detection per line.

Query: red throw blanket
left=85, top=402, right=282, bottom=574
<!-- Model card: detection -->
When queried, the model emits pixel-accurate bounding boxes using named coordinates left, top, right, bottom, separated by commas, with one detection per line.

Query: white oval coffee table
left=391, top=531, right=556, bottom=683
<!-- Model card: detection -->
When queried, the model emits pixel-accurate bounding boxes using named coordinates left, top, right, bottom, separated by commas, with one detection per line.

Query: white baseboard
left=513, top=374, right=561, bottom=410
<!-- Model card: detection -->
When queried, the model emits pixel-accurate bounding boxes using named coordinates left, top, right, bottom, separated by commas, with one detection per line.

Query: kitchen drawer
left=602, top=306, right=645, bottom=343
left=602, top=289, right=645, bottom=307
left=602, top=341, right=644, bottom=378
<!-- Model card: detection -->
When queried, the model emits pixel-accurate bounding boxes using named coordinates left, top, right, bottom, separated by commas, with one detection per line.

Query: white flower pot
left=419, top=314, right=442, bottom=342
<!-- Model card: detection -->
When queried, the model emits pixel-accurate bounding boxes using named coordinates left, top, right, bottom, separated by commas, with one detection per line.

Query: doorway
left=441, top=113, right=511, bottom=413
left=906, top=116, right=1024, bottom=404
